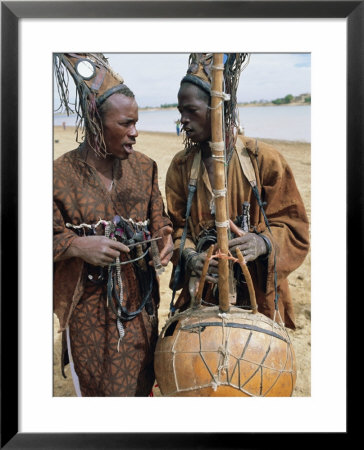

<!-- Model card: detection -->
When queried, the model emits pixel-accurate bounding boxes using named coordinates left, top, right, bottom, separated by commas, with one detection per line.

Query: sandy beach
left=53, top=125, right=311, bottom=397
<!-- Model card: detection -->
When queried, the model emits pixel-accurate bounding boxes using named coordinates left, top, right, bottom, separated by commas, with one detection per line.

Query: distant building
left=294, top=93, right=311, bottom=103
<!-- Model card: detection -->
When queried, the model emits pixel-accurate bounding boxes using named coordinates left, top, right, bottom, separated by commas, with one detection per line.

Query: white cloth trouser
left=66, top=326, right=82, bottom=397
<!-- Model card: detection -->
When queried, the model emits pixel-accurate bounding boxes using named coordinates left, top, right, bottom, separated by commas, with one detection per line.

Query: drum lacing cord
left=217, top=312, right=230, bottom=381
left=209, top=141, right=226, bottom=165
left=215, top=220, right=230, bottom=229
left=209, top=90, right=231, bottom=110
left=218, top=308, right=292, bottom=393
left=212, top=188, right=227, bottom=198
left=167, top=307, right=293, bottom=396
left=272, top=308, right=292, bottom=342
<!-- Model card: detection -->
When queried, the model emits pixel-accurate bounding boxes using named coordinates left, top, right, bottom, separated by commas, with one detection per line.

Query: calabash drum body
left=154, top=306, right=296, bottom=397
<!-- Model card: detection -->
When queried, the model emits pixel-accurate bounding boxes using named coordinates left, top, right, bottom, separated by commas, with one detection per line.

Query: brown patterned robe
left=54, top=146, right=172, bottom=396
left=166, top=136, right=310, bottom=329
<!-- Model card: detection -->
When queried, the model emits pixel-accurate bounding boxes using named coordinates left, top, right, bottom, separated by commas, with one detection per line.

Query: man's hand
left=229, top=232, right=267, bottom=262
left=183, top=248, right=219, bottom=284
left=149, top=226, right=174, bottom=267
left=159, top=234, right=174, bottom=266
left=66, top=236, right=130, bottom=266
left=228, top=218, right=268, bottom=262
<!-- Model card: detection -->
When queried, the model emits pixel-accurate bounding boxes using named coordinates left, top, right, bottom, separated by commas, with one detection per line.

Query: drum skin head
left=154, top=306, right=296, bottom=397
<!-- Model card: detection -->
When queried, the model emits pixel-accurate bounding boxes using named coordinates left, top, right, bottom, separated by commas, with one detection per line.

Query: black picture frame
left=1, top=1, right=359, bottom=448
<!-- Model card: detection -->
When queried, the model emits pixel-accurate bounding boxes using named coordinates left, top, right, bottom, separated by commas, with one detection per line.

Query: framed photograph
left=2, top=1, right=359, bottom=448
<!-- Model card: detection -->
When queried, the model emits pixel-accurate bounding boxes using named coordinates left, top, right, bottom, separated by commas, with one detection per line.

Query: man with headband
left=166, top=53, right=309, bottom=330
left=53, top=53, right=173, bottom=396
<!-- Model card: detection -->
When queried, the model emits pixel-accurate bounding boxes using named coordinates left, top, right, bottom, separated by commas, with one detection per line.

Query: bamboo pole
left=210, top=53, right=230, bottom=313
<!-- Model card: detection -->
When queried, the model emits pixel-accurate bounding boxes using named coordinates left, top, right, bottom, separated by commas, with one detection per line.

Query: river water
left=54, top=104, right=310, bottom=143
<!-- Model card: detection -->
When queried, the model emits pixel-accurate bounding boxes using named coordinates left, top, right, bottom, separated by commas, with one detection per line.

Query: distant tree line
left=272, top=94, right=294, bottom=105
left=160, top=103, right=178, bottom=108
left=240, top=93, right=311, bottom=106
left=272, top=93, right=311, bottom=105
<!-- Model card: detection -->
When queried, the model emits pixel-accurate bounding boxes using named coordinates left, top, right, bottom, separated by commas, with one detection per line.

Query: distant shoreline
left=139, top=102, right=310, bottom=111
left=54, top=102, right=310, bottom=115
left=53, top=126, right=310, bottom=145
left=237, top=102, right=310, bottom=108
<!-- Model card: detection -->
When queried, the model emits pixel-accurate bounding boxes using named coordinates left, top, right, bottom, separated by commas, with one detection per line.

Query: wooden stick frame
left=210, top=53, right=230, bottom=312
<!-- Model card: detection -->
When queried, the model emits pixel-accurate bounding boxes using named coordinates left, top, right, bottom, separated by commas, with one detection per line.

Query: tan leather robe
left=165, top=136, right=309, bottom=329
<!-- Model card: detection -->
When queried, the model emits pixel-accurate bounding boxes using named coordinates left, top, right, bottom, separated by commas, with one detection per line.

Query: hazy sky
left=54, top=53, right=310, bottom=109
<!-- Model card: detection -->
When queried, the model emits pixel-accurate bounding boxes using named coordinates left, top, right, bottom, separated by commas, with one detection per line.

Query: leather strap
left=190, top=149, right=201, bottom=182
left=235, top=138, right=280, bottom=311
left=91, top=66, right=107, bottom=91
left=170, top=151, right=201, bottom=312
left=96, top=84, right=126, bottom=106
left=235, top=137, right=257, bottom=188
left=181, top=321, right=288, bottom=343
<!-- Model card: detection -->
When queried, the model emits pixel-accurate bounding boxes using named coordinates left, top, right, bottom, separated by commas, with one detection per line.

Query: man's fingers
left=229, top=219, right=245, bottom=237
left=100, top=255, right=116, bottom=266
left=104, top=251, right=120, bottom=261
left=109, top=240, right=130, bottom=253
left=207, top=264, right=219, bottom=275
left=205, top=274, right=218, bottom=284
left=230, top=242, right=249, bottom=252
left=229, top=236, right=249, bottom=247
left=244, top=254, right=253, bottom=262
left=159, top=244, right=174, bottom=260
left=160, top=256, right=172, bottom=267
left=160, top=249, right=173, bottom=266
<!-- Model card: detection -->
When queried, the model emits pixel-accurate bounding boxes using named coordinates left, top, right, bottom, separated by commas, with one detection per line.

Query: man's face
left=177, top=83, right=211, bottom=143
left=101, top=94, right=139, bottom=159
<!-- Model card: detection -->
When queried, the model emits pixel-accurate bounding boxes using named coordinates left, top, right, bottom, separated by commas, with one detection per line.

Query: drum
left=154, top=305, right=296, bottom=397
